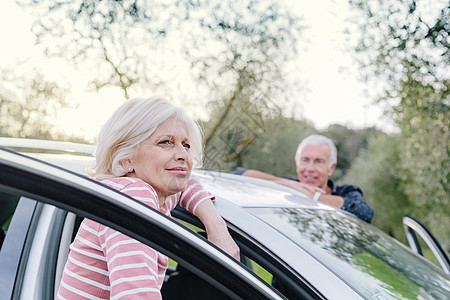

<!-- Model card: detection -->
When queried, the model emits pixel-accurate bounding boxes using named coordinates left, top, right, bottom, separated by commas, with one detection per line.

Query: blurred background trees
left=1, top=0, right=448, bottom=250
left=346, top=0, right=449, bottom=248
left=0, top=70, right=85, bottom=141
left=17, top=0, right=304, bottom=169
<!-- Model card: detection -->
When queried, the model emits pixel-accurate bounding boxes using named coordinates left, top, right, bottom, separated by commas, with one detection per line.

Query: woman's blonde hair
left=88, top=96, right=203, bottom=180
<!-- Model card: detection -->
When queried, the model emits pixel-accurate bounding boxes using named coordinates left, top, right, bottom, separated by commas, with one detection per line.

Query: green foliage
left=342, top=133, right=412, bottom=242
left=323, top=124, right=382, bottom=181
left=20, top=0, right=303, bottom=105
left=394, top=76, right=449, bottom=247
left=236, top=116, right=315, bottom=177
left=348, top=0, right=449, bottom=249
left=20, top=0, right=304, bottom=164
left=203, top=113, right=380, bottom=183
left=0, top=71, right=67, bottom=139
left=0, top=70, right=89, bottom=143
left=348, top=0, right=448, bottom=87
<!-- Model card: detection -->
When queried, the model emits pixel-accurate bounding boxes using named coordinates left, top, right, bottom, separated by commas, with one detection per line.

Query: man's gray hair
left=294, top=134, right=337, bottom=167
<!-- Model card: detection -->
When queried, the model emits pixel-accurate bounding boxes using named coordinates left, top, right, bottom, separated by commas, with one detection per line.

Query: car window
left=172, top=210, right=319, bottom=300
left=1, top=196, right=283, bottom=300
left=174, top=219, right=272, bottom=282
left=0, top=191, right=20, bottom=251
left=248, top=207, right=450, bottom=299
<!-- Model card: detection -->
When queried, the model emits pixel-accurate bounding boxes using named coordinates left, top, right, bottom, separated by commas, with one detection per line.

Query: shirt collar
left=327, top=179, right=336, bottom=194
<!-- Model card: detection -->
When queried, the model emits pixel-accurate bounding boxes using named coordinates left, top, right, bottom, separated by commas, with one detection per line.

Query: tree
left=342, top=133, right=412, bottom=242
left=0, top=70, right=65, bottom=139
left=322, top=124, right=381, bottom=181
left=225, top=116, right=315, bottom=175
left=19, top=0, right=304, bottom=164
left=348, top=0, right=449, bottom=248
left=0, top=68, right=89, bottom=142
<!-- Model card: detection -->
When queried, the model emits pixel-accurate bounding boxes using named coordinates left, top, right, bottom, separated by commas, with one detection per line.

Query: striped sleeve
left=177, top=177, right=214, bottom=214
left=103, top=177, right=160, bottom=210
left=57, top=177, right=167, bottom=300
left=57, top=219, right=111, bottom=299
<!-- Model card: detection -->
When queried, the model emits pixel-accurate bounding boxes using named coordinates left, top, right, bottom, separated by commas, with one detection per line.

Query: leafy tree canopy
left=348, top=0, right=449, bottom=249
left=19, top=0, right=305, bottom=162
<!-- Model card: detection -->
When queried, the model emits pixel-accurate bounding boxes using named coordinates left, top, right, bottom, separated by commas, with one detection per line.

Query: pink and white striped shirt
left=57, top=176, right=213, bottom=300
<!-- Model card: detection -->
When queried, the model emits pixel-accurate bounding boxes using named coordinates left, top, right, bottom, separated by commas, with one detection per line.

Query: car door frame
left=0, top=148, right=285, bottom=300
left=403, top=215, right=450, bottom=275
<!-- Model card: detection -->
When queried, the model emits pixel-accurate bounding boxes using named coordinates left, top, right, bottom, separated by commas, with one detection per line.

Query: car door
left=0, top=148, right=284, bottom=300
left=403, top=215, right=450, bottom=275
left=171, top=206, right=325, bottom=300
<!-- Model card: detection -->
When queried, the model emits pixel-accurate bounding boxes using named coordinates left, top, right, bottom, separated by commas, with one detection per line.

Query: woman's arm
left=178, top=179, right=240, bottom=260
left=194, top=199, right=240, bottom=260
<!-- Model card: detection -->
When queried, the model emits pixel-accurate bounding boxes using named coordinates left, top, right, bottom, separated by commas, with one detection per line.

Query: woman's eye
left=158, top=140, right=172, bottom=145
left=183, top=143, right=191, bottom=149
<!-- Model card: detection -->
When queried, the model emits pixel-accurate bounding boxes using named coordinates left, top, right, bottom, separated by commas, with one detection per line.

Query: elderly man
left=234, top=134, right=373, bottom=223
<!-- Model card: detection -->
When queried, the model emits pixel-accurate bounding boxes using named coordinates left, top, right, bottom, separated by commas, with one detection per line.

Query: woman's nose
left=174, top=143, right=189, bottom=161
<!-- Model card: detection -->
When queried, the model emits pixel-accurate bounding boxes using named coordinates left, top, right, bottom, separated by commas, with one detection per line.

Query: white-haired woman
left=57, top=97, right=239, bottom=299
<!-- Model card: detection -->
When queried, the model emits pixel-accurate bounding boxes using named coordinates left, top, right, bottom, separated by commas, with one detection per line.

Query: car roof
left=0, top=137, right=334, bottom=211
left=194, top=170, right=334, bottom=210
left=0, top=137, right=95, bottom=156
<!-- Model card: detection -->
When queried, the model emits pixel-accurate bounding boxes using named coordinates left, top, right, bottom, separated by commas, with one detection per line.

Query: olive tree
left=348, top=0, right=449, bottom=247
left=0, top=70, right=70, bottom=139
left=19, top=0, right=304, bottom=167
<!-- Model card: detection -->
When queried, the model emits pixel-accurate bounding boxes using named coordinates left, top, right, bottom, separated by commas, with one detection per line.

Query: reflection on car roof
left=194, top=171, right=335, bottom=210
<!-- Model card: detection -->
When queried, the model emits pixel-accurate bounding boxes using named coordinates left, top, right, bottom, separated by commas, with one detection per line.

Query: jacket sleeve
left=339, top=185, right=374, bottom=223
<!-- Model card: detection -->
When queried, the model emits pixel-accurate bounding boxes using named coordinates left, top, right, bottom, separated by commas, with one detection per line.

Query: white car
left=0, top=138, right=449, bottom=299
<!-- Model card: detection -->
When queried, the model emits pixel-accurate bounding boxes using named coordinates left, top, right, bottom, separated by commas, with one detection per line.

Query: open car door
left=403, top=215, right=450, bottom=275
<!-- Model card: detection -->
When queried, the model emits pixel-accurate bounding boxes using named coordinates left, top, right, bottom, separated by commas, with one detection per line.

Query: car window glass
left=248, top=207, right=450, bottom=299
left=416, top=235, right=441, bottom=266
left=174, top=217, right=309, bottom=299
left=0, top=192, right=20, bottom=251
left=174, top=219, right=263, bottom=273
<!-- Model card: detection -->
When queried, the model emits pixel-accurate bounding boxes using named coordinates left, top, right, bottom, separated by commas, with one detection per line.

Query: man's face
left=296, top=144, right=336, bottom=190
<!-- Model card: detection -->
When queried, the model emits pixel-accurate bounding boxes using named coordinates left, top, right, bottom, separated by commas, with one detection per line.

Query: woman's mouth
left=166, top=167, right=189, bottom=176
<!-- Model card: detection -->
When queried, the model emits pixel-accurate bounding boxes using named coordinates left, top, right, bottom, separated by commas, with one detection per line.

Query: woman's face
left=128, top=117, right=193, bottom=201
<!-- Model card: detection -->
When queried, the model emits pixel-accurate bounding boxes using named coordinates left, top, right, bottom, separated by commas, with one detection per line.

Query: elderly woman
left=57, top=97, right=239, bottom=299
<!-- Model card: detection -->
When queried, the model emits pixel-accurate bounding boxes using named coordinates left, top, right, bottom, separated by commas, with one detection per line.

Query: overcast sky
left=0, top=0, right=395, bottom=141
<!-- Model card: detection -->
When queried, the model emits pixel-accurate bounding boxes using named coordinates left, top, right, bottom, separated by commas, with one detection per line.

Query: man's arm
left=338, top=186, right=374, bottom=223
left=241, top=169, right=314, bottom=191
left=314, top=194, right=344, bottom=209
left=241, top=169, right=371, bottom=222
left=241, top=170, right=342, bottom=207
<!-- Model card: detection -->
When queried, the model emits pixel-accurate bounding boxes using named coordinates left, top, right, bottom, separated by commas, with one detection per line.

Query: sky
left=0, top=0, right=395, bottom=141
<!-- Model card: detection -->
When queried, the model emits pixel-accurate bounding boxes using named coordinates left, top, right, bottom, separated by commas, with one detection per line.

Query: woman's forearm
left=195, top=199, right=240, bottom=260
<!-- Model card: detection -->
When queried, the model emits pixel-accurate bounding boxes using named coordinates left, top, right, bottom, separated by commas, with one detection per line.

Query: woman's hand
left=195, top=200, right=240, bottom=260
left=205, top=221, right=240, bottom=260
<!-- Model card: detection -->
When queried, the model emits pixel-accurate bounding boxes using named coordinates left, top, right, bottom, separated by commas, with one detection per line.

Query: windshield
left=247, top=207, right=450, bottom=299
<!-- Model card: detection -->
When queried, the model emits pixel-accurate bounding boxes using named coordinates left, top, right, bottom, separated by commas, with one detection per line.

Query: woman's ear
left=121, top=158, right=133, bottom=171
